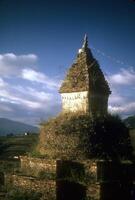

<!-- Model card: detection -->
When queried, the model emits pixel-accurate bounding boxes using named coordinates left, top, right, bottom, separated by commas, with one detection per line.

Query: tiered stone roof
left=59, top=35, right=111, bottom=95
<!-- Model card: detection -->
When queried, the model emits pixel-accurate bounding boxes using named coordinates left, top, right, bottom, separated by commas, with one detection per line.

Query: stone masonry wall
left=5, top=174, right=56, bottom=200
left=20, top=157, right=98, bottom=179
left=18, top=157, right=101, bottom=199
left=82, top=160, right=100, bottom=200
left=20, top=156, right=56, bottom=176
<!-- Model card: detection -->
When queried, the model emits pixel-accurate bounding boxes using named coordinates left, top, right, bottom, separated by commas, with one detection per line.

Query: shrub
left=38, top=171, right=56, bottom=180
left=6, top=189, right=42, bottom=200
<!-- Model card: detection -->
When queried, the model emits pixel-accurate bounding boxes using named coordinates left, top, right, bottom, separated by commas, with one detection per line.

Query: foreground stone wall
left=19, top=157, right=99, bottom=199
left=6, top=158, right=134, bottom=200
left=20, top=156, right=56, bottom=176
left=5, top=174, right=56, bottom=200
left=56, top=160, right=99, bottom=200
left=20, top=157, right=97, bottom=180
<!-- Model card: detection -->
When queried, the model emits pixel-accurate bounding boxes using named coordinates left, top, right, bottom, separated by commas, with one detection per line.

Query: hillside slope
left=124, top=115, right=135, bottom=129
left=0, top=118, right=38, bottom=135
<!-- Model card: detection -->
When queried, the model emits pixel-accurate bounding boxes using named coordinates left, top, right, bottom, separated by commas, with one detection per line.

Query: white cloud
left=109, top=102, right=135, bottom=116
left=108, top=68, right=135, bottom=85
left=0, top=53, right=37, bottom=77
left=0, top=53, right=60, bottom=90
left=0, top=83, right=54, bottom=110
left=0, top=75, right=60, bottom=114
left=106, top=68, right=135, bottom=117
left=0, top=102, right=13, bottom=112
left=22, top=68, right=60, bottom=90
left=108, top=87, right=135, bottom=117
left=0, top=88, right=39, bottom=109
left=0, top=53, right=61, bottom=125
left=109, top=93, right=125, bottom=105
left=14, top=86, right=54, bottom=102
left=0, top=78, right=7, bottom=87
left=0, top=81, right=60, bottom=125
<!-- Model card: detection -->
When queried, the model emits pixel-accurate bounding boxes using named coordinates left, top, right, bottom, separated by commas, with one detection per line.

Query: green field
left=0, top=134, right=38, bottom=159
left=0, top=134, right=38, bottom=174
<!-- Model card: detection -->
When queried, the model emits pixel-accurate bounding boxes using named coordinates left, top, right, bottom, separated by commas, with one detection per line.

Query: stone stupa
left=7, top=35, right=133, bottom=200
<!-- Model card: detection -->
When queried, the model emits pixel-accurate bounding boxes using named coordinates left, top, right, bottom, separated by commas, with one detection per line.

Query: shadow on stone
left=56, top=180, right=86, bottom=200
left=0, top=172, right=4, bottom=186
left=56, top=160, right=85, bottom=180
left=56, top=160, right=86, bottom=200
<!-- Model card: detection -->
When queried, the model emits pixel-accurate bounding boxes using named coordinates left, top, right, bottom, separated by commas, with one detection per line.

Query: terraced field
left=0, top=134, right=38, bottom=173
left=0, top=134, right=38, bottom=158
left=0, top=134, right=39, bottom=198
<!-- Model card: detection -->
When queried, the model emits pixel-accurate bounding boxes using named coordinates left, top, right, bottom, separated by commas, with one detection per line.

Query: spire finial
left=82, top=34, right=88, bottom=49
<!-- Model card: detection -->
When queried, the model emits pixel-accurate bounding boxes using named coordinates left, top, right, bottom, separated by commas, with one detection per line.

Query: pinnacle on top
left=59, top=35, right=111, bottom=96
left=78, top=34, right=89, bottom=53
left=82, top=34, right=88, bottom=49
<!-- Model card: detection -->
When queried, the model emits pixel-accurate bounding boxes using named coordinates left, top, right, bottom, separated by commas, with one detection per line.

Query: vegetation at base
left=6, top=189, right=42, bottom=200
left=38, top=171, right=56, bottom=180
left=28, top=150, right=48, bottom=159
left=39, top=113, right=133, bottom=160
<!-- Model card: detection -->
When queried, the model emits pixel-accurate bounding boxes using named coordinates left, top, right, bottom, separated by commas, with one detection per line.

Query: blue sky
left=0, top=0, right=135, bottom=125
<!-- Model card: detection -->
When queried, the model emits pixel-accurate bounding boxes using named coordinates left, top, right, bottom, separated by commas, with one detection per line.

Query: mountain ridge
left=0, top=118, right=39, bottom=135
left=124, top=115, right=135, bottom=129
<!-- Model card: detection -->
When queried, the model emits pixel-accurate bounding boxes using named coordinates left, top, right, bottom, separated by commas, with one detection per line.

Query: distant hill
left=0, top=118, right=39, bottom=135
left=124, top=115, right=135, bottom=129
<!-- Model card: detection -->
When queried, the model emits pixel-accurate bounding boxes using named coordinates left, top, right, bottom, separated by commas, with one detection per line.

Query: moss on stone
left=59, top=50, right=110, bottom=94
left=38, top=113, right=133, bottom=161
